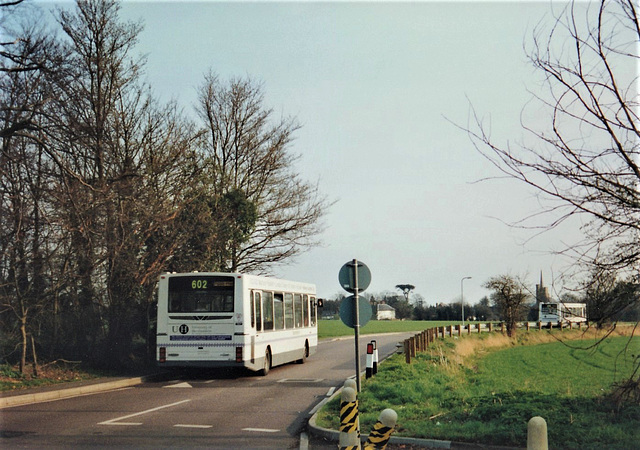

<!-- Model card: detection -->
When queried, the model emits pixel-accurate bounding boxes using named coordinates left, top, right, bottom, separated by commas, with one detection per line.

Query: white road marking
left=164, top=382, right=193, bottom=388
left=98, top=399, right=191, bottom=426
left=277, top=378, right=324, bottom=383
left=242, top=427, right=280, bottom=433
left=174, top=424, right=212, bottom=429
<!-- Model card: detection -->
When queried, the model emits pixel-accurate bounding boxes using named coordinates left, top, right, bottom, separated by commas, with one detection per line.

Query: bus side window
left=294, top=294, right=303, bottom=328
left=251, top=291, right=255, bottom=328
left=285, top=293, right=294, bottom=329
left=303, top=295, right=309, bottom=327
left=263, top=292, right=274, bottom=331
left=255, top=292, right=262, bottom=332
left=274, top=293, right=285, bottom=330
left=311, top=296, right=317, bottom=326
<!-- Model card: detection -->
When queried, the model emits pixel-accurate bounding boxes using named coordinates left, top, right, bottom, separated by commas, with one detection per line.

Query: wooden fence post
left=488, top=322, right=493, bottom=332
left=404, top=339, right=411, bottom=364
left=501, top=322, right=505, bottom=333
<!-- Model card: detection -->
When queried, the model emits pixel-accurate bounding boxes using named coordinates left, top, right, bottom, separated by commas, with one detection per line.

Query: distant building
left=536, top=272, right=551, bottom=305
left=376, top=303, right=396, bottom=320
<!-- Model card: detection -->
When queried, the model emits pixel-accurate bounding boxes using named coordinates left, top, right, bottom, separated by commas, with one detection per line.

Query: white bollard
left=366, top=342, right=374, bottom=379
left=527, top=416, right=548, bottom=450
left=372, top=340, right=378, bottom=375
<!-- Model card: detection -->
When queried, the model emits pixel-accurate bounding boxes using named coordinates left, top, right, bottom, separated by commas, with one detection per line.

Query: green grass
left=318, top=319, right=456, bottom=339
left=317, top=331, right=640, bottom=449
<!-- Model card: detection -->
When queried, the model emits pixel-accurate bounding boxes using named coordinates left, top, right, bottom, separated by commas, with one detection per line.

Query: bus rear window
left=168, top=276, right=235, bottom=313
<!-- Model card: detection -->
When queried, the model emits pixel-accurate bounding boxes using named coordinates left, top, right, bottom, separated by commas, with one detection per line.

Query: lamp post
left=461, top=276, right=472, bottom=325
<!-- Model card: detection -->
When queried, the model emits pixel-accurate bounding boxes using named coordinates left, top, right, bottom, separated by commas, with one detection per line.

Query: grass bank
left=318, top=319, right=456, bottom=339
left=317, top=326, right=639, bottom=449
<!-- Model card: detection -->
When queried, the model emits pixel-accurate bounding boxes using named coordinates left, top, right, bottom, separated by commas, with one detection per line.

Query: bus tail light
left=159, top=347, right=166, bottom=363
left=236, top=346, right=243, bottom=363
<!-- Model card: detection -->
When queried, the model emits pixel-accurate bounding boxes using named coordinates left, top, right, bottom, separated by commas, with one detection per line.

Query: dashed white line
left=174, top=424, right=212, bottom=429
left=98, top=399, right=191, bottom=426
left=242, top=427, right=280, bottom=433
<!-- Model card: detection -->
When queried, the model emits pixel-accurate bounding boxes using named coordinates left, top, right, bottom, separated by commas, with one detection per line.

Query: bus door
left=250, top=291, right=263, bottom=364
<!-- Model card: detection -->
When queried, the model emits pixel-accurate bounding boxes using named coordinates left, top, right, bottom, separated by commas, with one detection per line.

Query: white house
left=376, top=303, right=396, bottom=320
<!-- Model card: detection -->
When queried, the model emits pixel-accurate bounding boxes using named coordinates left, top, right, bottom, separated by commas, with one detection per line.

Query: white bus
left=156, top=272, right=318, bottom=375
left=538, top=302, right=587, bottom=324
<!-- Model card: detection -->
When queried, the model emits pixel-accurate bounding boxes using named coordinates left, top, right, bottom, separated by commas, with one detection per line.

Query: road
left=0, top=332, right=411, bottom=449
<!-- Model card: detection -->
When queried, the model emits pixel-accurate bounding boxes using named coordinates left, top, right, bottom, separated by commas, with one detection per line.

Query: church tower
left=536, top=272, right=551, bottom=305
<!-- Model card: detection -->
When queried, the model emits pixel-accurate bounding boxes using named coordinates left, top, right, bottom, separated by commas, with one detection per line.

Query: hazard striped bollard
left=339, top=386, right=360, bottom=449
left=364, top=408, right=397, bottom=450
left=344, top=378, right=360, bottom=437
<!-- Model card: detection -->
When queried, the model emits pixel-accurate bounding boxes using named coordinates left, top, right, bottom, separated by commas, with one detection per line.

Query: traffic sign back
left=338, top=260, right=371, bottom=293
left=339, top=295, right=372, bottom=328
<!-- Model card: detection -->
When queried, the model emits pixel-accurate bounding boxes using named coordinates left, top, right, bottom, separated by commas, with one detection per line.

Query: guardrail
left=402, top=321, right=588, bottom=364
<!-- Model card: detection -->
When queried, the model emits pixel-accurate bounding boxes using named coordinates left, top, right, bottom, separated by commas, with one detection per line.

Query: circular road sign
left=338, top=260, right=371, bottom=293
left=339, top=295, right=373, bottom=328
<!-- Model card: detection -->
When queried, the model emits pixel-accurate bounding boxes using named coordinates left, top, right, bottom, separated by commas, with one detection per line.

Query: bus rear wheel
left=296, top=341, right=309, bottom=364
left=261, top=348, right=271, bottom=376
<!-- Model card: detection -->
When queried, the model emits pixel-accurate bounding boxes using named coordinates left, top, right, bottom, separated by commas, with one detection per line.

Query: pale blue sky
left=41, top=1, right=586, bottom=304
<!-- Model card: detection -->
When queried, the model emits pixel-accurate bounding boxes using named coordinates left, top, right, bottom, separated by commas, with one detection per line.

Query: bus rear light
left=159, top=347, right=166, bottom=363
left=236, top=346, right=243, bottom=363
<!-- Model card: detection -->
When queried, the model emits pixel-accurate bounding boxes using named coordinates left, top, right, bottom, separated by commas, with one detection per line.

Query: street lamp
left=461, top=276, right=472, bottom=325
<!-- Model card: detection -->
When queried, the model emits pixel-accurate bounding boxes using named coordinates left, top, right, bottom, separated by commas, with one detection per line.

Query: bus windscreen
left=168, top=276, right=235, bottom=313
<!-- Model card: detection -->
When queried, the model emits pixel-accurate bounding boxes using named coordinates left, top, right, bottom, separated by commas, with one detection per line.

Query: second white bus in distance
left=538, top=302, right=587, bottom=324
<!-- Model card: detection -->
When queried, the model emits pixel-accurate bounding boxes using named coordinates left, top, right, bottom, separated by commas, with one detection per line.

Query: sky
left=39, top=1, right=589, bottom=305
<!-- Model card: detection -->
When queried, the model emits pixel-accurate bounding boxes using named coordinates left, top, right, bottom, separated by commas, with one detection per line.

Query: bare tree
left=467, top=0, right=639, bottom=280
left=195, top=73, right=330, bottom=273
left=0, top=5, right=65, bottom=372
left=484, top=275, right=531, bottom=337
left=466, top=1, right=640, bottom=400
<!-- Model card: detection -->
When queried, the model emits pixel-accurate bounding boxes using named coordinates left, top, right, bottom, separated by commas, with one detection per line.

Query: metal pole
left=353, top=259, right=361, bottom=392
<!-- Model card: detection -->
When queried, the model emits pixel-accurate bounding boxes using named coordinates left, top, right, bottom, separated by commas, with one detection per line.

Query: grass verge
left=316, top=326, right=639, bottom=449
left=318, top=319, right=457, bottom=339
left=0, top=362, right=101, bottom=392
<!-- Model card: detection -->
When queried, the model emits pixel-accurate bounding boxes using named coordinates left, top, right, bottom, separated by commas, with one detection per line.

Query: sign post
left=338, top=259, right=371, bottom=392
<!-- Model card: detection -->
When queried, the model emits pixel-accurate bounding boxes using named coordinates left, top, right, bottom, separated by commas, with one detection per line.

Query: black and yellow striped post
left=339, top=386, right=360, bottom=449
left=363, top=408, right=397, bottom=450
left=343, top=379, right=360, bottom=439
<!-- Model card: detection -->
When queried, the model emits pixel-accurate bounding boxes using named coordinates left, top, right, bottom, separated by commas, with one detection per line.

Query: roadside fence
left=402, top=321, right=587, bottom=364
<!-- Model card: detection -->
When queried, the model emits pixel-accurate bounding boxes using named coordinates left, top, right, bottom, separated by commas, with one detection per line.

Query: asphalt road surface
left=0, top=332, right=412, bottom=449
